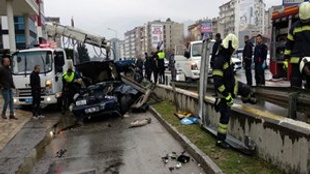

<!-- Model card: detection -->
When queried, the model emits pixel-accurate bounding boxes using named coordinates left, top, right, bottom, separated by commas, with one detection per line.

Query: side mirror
left=184, top=51, right=190, bottom=59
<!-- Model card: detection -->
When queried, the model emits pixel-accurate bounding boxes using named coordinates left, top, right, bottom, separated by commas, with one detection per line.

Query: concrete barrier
left=154, top=84, right=310, bottom=174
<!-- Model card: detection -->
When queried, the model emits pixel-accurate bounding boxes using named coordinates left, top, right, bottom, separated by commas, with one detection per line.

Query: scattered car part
left=129, top=118, right=151, bottom=128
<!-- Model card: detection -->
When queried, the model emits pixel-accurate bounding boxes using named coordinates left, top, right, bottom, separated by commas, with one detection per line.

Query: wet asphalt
left=14, top=108, right=206, bottom=174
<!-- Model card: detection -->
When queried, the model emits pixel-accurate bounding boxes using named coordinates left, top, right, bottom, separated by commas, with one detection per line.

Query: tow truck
left=12, top=23, right=110, bottom=106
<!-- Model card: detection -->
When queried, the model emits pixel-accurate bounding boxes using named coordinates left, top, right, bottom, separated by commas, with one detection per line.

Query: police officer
left=254, top=34, right=268, bottom=86
left=212, top=33, right=257, bottom=148
left=157, top=49, right=166, bottom=84
left=62, top=68, right=81, bottom=113
left=243, top=35, right=253, bottom=86
left=284, top=2, right=310, bottom=88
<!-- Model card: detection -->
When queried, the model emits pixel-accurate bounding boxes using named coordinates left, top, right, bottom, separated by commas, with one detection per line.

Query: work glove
left=262, top=61, right=266, bottom=69
left=225, top=93, right=234, bottom=107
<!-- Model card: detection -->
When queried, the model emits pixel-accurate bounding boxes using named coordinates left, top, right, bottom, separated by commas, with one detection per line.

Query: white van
left=174, top=40, right=215, bottom=81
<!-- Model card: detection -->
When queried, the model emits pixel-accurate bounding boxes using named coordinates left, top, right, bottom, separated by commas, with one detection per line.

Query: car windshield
left=11, top=51, right=53, bottom=75
left=192, top=43, right=202, bottom=57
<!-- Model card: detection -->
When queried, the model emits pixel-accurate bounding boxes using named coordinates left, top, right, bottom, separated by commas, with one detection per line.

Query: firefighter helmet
left=222, top=33, right=239, bottom=50
left=300, top=57, right=310, bottom=74
left=299, top=2, right=310, bottom=22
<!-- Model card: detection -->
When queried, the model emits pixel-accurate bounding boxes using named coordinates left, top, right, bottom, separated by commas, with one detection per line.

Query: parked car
left=72, top=60, right=141, bottom=124
left=231, top=57, right=242, bottom=73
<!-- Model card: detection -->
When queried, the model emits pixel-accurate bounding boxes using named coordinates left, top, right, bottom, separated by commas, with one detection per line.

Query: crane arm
left=45, top=23, right=110, bottom=49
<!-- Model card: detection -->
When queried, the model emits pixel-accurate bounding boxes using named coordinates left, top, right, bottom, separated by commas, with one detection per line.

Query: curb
left=149, top=106, right=224, bottom=174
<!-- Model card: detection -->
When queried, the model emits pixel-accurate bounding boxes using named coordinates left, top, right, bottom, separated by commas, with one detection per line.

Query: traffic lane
left=30, top=111, right=205, bottom=174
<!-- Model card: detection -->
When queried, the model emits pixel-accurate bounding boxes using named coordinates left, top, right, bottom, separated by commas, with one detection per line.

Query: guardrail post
left=288, top=92, right=297, bottom=119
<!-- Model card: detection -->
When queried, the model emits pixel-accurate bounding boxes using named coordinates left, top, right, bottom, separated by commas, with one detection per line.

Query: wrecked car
left=71, top=60, right=141, bottom=123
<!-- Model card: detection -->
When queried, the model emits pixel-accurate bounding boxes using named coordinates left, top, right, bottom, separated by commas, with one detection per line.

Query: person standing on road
left=0, top=56, right=18, bottom=120
left=151, top=51, right=159, bottom=84
left=157, top=49, right=166, bottom=84
left=284, top=2, right=310, bottom=89
left=243, top=35, right=253, bottom=86
left=30, top=65, right=44, bottom=119
left=211, top=33, right=222, bottom=68
left=168, top=50, right=176, bottom=81
left=254, top=34, right=268, bottom=86
left=212, top=34, right=257, bottom=149
left=144, top=52, right=152, bottom=81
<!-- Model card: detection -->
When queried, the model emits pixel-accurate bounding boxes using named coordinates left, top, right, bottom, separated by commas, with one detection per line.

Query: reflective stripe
left=290, top=57, right=300, bottom=64
left=284, top=49, right=291, bottom=55
left=218, top=123, right=228, bottom=134
left=293, top=26, right=310, bottom=34
left=287, top=34, right=294, bottom=41
left=212, top=69, right=223, bottom=77
left=223, top=62, right=229, bottom=70
left=234, top=78, right=238, bottom=96
left=218, top=85, right=226, bottom=92
left=219, top=123, right=228, bottom=129
left=225, top=94, right=231, bottom=100
left=241, top=94, right=251, bottom=102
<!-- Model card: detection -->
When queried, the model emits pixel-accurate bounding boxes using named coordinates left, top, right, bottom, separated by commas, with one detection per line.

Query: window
left=16, top=35, right=25, bottom=43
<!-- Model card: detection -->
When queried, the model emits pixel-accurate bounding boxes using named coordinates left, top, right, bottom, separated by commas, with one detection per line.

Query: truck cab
left=11, top=46, right=70, bottom=106
left=174, top=40, right=214, bottom=81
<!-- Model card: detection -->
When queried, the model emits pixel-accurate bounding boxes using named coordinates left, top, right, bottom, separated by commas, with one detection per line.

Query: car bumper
left=13, top=95, right=58, bottom=105
left=72, top=100, right=120, bottom=118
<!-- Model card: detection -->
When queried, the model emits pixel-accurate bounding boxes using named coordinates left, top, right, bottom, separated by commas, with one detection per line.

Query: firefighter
left=212, top=33, right=257, bottom=148
left=284, top=2, right=310, bottom=88
left=62, top=67, right=82, bottom=113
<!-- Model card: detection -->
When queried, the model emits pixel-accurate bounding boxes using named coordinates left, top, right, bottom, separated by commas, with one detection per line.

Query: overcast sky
left=45, top=0, right=282, bottom=40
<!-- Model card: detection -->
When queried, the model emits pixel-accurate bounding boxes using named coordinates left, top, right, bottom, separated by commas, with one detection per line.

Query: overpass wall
left=154, top=84, right=310, bottom=174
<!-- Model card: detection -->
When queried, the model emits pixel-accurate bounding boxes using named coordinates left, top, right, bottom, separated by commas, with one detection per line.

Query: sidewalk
left=0, top=98, right=32, bottom=150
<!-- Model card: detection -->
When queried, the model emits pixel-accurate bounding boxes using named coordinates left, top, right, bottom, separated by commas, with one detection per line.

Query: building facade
left=187, top=17, right=224, bottom=41
left=124, top=26, right=147, bottom=58
left=0, top=16, right=37, bottom=51
left=147, top=19, right=184, bottom=54
left=219, top=0, right=267, bottom=48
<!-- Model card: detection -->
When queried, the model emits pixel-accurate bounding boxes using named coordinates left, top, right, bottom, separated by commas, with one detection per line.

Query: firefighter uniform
left=284, top=2, right=310, bottom=88
left=212, top=34, right=257, bottom=148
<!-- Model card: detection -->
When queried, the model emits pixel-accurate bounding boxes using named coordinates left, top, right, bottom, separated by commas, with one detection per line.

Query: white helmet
left=299, top=2, right=310, bottom=22
left=221, top=33, right=239, bottom=50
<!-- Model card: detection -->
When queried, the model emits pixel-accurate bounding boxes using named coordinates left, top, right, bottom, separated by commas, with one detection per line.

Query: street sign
left=283, top=0, right=309, bottom=5
left=200, top=22, right=212, bottom=33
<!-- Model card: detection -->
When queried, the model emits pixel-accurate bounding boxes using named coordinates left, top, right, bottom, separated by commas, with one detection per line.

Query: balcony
left=0, top=0, right=38, bottom=16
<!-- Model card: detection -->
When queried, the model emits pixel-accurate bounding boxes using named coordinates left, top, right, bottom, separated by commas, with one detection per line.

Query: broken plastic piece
left=129, top=118, right=151, bottom=128
left=177, top=154, right=190, bottom=163
left=175, top=163, right=182, bottom=169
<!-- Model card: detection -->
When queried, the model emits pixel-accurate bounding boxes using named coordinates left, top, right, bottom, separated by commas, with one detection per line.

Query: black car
left=72, top=60, right=140, bottom=123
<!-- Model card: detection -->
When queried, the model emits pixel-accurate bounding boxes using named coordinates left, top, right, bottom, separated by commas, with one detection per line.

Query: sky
left=44, top=0, right=282, bottom=41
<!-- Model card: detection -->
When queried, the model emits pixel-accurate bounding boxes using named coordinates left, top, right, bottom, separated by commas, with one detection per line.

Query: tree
left=77, top=43, right=90, bottom=63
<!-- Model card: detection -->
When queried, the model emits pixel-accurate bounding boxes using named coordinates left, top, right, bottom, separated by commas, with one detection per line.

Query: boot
left=1, top=115, right=7, bottom=119
left=216, top=140, right=230, bottom=149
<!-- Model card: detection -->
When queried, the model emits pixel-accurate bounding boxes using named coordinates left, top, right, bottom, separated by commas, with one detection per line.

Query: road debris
left=56, top=149, right=67, bottom=158
left=129, top=118, right=151, bottom=128
left=161, top=151, right=191, bottom=172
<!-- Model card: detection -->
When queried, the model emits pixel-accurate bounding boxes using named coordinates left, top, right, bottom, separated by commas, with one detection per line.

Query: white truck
left=12, top=23, right=109, bottom=106
left=174, top=40, right=215, bottom=81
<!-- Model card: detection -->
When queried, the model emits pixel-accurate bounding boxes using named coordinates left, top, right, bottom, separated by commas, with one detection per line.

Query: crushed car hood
left=76, top=60, right=121, bottom=86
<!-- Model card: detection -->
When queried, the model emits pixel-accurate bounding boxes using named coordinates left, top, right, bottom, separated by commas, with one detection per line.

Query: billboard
left=283, top=0, right=309, bottom=5
left=200, top=22, right=212, bottom=33
left=239, top=0, right=255, bottom=31
left=151, top=24, right=164, bottom=50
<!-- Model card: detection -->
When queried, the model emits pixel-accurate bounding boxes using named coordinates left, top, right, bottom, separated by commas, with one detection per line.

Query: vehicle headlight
left=76, top=99, right=87, bottom=106
left=46, top=80, right=52, bottom=88
left=191, top=63, right=198, bottom=70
